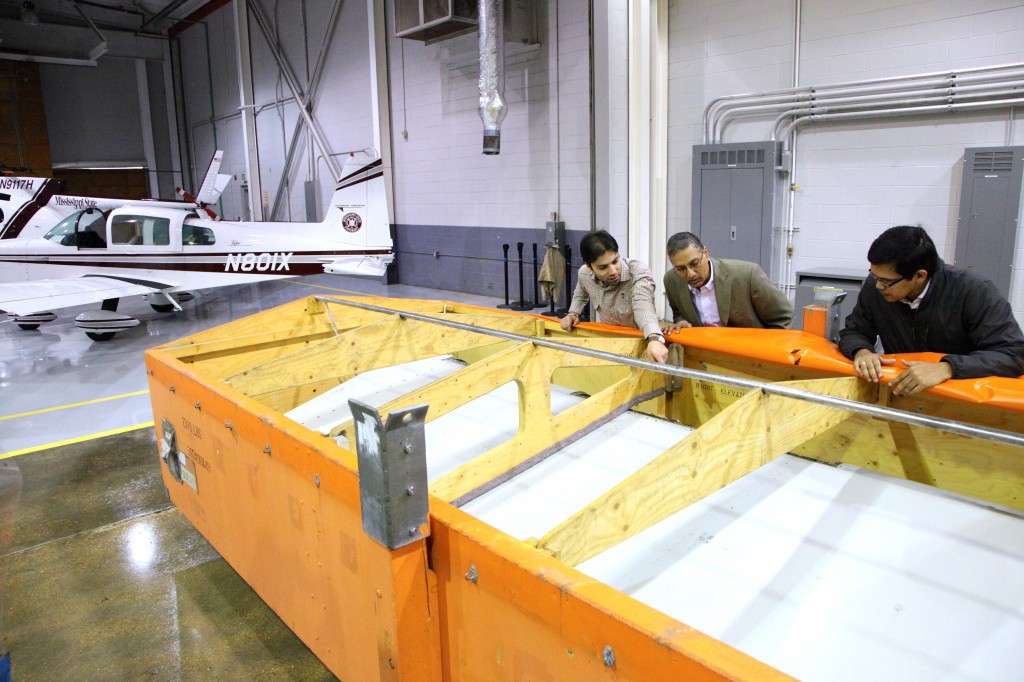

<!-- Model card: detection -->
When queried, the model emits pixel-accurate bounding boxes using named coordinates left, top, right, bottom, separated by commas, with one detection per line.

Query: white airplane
left=0, top=151, right=393, bottom=340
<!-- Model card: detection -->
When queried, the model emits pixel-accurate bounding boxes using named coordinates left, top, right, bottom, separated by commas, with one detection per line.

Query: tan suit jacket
left=663, top=257, right=792, bottom=329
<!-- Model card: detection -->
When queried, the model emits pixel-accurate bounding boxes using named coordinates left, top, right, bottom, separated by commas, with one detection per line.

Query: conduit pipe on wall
left=767, top=85, right=1024, bottom=144
left=713, top=68, right=1024, bottom=142
left=778, top=0, right=801, bottom=296
left=704, top=62, right=1024, bottom=143
left=478, top=0, right=507, bottom=154
left=775, top=96, right=1024, bottom=145
left=717, top=78, right=1024, bottom=143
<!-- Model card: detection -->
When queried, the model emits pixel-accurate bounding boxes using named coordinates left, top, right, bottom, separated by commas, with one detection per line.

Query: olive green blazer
left=662, top=257, right=792, bottom=329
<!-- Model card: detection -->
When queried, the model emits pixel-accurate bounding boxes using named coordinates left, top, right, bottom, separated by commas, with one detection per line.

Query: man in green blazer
left=662, top=232, right=792, bottom=333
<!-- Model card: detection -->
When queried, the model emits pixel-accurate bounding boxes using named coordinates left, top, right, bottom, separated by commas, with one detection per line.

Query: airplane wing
left=0, top=274, right=177, bottom=315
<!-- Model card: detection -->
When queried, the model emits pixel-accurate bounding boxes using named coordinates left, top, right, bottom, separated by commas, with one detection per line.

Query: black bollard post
left=548, top=248, right=556, bottom=316
left=497, top=243, right=513, bottom=309
left=510, top=242, right=533, bottom=311
left=555, top=244, right=572, bottom=317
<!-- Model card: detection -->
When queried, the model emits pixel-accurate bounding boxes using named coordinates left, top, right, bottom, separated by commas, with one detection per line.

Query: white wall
left=594, top=0, right=630, bottom=245
left=387, top=0, right=593, bottom=234
left=175, top=0, right=374, bottom=222
left=176, top=0, right=593, bottom=234
left=176, top=7, right=247, bottom=218
left=667, top=0, right=1024, bottom=326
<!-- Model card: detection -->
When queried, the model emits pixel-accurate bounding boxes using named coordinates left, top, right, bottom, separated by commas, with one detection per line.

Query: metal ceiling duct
left=477, top=0, right=506, bottom=155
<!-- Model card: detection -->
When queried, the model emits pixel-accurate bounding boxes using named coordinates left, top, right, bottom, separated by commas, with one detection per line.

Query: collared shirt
left=688, top=260, right=723, bottom=327
left=568, top=257, right=661, bottom=339
left=902, top=280, right=931, bottom=310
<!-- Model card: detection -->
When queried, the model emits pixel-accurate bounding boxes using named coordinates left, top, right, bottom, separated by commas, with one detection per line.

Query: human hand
left=889, top=359, right=953, bottom=396
left=661, top=320, right=692, bottom=334
left=560, top=312, right=578, bottom=332
left=853, top=350, right=895, bottom=382
left=646, top=339, right=668, bottom=364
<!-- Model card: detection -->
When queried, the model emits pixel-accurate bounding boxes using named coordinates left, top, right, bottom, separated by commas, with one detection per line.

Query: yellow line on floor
left=0, top=389, right=151, bottom=422
left=1, top=421, right=156, bottom=460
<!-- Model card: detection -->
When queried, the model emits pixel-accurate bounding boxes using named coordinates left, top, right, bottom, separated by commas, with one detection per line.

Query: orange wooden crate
left=146, top=295, right=1023, bottom=680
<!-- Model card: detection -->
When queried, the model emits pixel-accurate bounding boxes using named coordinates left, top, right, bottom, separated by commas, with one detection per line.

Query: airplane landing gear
left=75, top=307, right=140, bottom=341
left=145, top=291, right=195, bottom=313
left=9, top=311, right=58, bottom=331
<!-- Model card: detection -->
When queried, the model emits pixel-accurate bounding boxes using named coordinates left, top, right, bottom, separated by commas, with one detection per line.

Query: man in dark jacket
left=838, top=225, right=1024, bottom=395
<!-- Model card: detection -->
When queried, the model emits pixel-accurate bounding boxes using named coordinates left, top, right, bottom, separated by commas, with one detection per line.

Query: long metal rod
left=314, top=295, right=1024, bottom=449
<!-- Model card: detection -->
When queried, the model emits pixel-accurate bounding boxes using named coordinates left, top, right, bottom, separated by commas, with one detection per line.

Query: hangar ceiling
left=0, top=0, right=209, bottom=64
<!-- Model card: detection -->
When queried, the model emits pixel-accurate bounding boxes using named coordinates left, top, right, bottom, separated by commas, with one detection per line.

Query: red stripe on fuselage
left=0, top=250, right=392, bottom=276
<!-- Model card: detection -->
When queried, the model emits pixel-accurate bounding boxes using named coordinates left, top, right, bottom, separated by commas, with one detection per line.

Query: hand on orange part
left=889, top=359, right=953, bottom=396
left=661, top=320, right=692, bottom=334
left=853, top=350, right=895, bottom=383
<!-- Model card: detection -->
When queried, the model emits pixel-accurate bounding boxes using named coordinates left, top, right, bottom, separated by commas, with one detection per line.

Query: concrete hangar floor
left=0, top=273, right=504, bottom=680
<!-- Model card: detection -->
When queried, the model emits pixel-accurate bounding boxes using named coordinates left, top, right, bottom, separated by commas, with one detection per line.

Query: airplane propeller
left=176, top=150, right=231, bottom=221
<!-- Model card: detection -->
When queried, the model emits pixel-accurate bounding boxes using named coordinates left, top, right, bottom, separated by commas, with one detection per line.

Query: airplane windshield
left=44, top=209, right=105, bottom=245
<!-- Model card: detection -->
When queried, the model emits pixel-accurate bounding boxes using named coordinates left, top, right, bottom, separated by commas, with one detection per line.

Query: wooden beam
left=329, top=341, right=537, bottom=440
left=430, top=362, right=665, bottom=503
left=538, top=376, right=869, bottom=567
left=224, top=314, right=541, bottom=404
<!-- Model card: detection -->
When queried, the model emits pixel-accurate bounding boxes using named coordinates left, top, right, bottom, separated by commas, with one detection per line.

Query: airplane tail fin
left=0, top=177, right=65, bottom=240
left=320, top=152, right=394, bottom=277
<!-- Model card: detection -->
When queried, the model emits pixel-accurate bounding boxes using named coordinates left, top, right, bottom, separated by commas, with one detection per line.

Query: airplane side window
left=111, top=215, right=171, bottom=245
left=148, top=218, right=171, bottom=246
left=183, top=225, right=216, bottom=246
left=111, top=215, right=144, bottom=246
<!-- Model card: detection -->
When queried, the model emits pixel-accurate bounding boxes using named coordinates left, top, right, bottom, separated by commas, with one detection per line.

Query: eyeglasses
left=871, top=272, right=905, bottom=290
left=674, top=251, right=705, bottom=274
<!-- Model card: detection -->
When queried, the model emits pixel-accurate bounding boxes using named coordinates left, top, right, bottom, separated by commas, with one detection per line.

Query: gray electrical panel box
left=793, top=268, right=866, bottom=332
left=691, top=141, right=780, bottom=275
left=954, top=146, right=1024, bottom=299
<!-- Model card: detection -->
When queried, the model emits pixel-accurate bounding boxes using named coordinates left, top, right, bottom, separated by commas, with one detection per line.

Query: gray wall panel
left=395, top=224, right=587, bottom=302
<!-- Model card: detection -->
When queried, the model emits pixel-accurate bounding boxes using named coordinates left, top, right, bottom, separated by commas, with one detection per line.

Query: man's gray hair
left=666, top=232, right=704, bottom=257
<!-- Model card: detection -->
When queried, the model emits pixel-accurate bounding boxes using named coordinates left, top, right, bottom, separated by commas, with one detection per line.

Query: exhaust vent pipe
left=478, top=0, right=506, bottom=154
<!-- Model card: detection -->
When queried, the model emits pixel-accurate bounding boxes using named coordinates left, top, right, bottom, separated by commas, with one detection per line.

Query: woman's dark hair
left=867, top=225, right=938, bottom=278
left=580, top=230, right=619, bottom=265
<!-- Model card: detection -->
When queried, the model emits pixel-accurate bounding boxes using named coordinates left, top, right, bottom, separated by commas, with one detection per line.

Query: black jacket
left=838, top=260, right=1024, bottom=379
